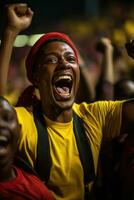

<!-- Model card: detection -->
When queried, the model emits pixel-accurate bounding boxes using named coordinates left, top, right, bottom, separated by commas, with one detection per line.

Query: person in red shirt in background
left=0, top=96, right=53, bottom=200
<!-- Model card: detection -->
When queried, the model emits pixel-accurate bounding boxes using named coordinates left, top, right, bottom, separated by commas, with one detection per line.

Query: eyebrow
left=44, top=51, right=75, bottom=57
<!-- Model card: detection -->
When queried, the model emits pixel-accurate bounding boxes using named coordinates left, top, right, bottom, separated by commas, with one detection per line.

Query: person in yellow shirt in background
left=0, top=3, right=134, bottom=200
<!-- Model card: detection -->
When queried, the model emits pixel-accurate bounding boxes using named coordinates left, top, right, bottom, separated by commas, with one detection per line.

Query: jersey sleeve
left=73, top=100, right=124, bottom=140
left=88, top=100, right=123, bottom=140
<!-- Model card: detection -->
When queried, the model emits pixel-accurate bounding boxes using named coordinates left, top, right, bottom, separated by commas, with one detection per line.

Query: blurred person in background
left=0, top=96, right=53, bottom=200
left=93, top=38, right=134, bottom=200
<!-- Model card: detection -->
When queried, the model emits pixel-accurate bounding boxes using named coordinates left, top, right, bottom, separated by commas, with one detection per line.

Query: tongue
left=56, top=87, right=69, bottom=94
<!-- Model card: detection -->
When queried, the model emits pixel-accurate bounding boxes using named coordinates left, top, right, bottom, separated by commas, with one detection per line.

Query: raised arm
left=0, top=3, right=33, bottom=95
left=95, top=37, right=114, bottom=100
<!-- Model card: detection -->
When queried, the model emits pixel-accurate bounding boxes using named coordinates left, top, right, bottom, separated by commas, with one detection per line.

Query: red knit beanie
left=26, top=32, right=79, bottom=83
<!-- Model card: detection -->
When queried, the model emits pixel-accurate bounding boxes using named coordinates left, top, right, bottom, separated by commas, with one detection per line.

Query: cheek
left=38, top=67, right=52, bottom=82
left=38, top=67, right=55, bottom=88
left=37, top=71, right=48, bottom=88
left=38, top=77, right=51, bottom=99
left=10, top=122, right=19, bottom=135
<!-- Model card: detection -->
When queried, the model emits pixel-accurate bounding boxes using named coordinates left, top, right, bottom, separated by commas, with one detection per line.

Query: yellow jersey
left=15, top=100, right=123, bottom=200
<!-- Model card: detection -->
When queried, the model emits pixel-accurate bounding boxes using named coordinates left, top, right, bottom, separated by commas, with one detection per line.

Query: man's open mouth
left=53, top=74, right=73, bottom=99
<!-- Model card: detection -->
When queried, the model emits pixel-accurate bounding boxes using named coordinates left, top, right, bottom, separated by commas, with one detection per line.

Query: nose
left=58, top=56, right=70, bottom=69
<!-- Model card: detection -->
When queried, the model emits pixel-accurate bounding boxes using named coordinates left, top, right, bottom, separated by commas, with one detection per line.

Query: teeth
left=0, top=136, right=8, bottom=142
left=56, top=75, right=72, bottom=82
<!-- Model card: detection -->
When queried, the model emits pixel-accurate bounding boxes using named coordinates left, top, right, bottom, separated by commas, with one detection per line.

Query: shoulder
left=14, top=167, right=53, bottom=199
left=15, top=106, right=34, bottom=123
left=15, top=106, right=33, bottom=115
left=14, top=106, right=37, bottom=142
left=73, top=100, right=123, bottom=118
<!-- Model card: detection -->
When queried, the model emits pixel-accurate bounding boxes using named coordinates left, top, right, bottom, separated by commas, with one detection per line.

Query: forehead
left=41, top=41, right=75, bottom=55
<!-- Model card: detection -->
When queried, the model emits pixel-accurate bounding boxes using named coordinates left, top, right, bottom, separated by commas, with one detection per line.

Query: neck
left=53, top=109, right=73, bottom=122
left=42, top=104, right=73, bottom=123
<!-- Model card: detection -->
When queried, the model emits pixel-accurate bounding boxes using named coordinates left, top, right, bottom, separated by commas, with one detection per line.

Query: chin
left=57, top=100, right=74, bottom=109
left=54, top=98, right=75, bottom=111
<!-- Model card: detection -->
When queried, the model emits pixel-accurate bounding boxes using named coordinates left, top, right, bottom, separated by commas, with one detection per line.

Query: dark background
left=0, top=0, right=133, bottom=34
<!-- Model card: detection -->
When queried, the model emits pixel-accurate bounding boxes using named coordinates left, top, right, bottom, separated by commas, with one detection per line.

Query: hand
left=125, top=39, right=134, bottom=59
left=95, top=37, right=113, bottom=53
left=6, top=3, right=34, bottom=34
